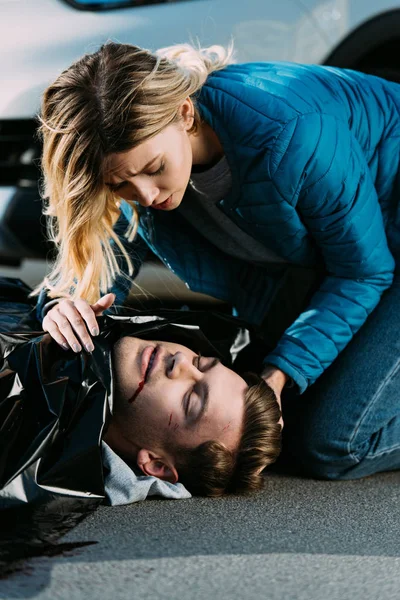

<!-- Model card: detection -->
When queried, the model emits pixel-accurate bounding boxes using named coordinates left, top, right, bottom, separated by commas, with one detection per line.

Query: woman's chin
left=171, top=192, right=184, bottom=210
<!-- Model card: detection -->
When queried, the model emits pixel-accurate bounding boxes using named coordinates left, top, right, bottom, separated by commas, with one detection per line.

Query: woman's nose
left=136, top=184, right=159, bottom=207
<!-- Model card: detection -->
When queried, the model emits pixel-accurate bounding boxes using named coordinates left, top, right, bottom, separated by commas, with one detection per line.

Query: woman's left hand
left=261, top=365, right=288, bottom=429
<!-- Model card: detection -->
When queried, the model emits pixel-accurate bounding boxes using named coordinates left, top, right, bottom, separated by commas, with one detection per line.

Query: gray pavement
left=3, top=471, right=400, bottom=600
left=2, top=263, right=400, bottom=599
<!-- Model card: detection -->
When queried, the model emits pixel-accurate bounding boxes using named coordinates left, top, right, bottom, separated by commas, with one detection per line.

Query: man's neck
left=103, top=420, right=139, bottom=462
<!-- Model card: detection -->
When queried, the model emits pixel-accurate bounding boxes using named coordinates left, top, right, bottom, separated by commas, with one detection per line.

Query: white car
left=1, top=0, right=400, bottom=300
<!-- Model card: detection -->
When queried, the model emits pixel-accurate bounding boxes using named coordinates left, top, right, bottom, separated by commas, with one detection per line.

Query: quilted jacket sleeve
left=265, top=112, right=396, bottom=393
left=36, top=209, right=148, bottom=322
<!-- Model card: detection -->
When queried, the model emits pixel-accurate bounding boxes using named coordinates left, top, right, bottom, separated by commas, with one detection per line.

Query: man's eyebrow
left=206, top=357, right=220, bottom=370
left=182, top=356, right=220, bottom=425
left=192, top=357, right=220, bottom=424
left=105, top=155, right=161, bottom=186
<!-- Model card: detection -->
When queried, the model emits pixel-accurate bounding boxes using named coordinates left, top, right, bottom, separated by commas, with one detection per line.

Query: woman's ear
left=179, top=98, right=195, bottom=131
left=136, top=448, right=179, bottom=483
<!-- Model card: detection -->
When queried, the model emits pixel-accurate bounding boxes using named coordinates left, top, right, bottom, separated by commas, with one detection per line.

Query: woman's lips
left=152, top=194, right=173, bottom=210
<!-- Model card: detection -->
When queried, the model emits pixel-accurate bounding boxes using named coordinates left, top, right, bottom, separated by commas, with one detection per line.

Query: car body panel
left=1, top=0, right=318, bottom=118
left=1, top=0, right=400, bottom=285
left=298, top=0, right=400, bottom=51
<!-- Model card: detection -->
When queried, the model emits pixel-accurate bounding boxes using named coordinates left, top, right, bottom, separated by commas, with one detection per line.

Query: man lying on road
left=104, top=332, right=281, bottom=497
left=0, top=279, right=282, bottom=507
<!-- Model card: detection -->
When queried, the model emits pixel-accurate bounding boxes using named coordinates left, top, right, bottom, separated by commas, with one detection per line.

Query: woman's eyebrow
left=105, top=155, right=161, bottom=186
left=127, top=155, right=161, bottom=176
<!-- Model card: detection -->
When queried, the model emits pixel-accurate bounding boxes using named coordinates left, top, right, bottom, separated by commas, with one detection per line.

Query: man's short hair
left=174, top=373, right=282, bottom=496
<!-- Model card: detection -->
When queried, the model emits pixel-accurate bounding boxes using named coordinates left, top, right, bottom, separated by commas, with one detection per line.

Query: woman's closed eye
left=108, top=162, right=165, bottom=192
left=148, top=162, right=165, bottom=177
left=109, top=181, right=126, bottom=193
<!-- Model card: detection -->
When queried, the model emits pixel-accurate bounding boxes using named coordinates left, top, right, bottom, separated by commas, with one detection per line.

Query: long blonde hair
left=33, top=41, right=234, bottom=303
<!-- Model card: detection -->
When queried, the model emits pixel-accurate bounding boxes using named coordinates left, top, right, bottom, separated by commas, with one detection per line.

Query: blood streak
left=129, top=379, right=145, bottom=403
left=168, top=413, right=173, bottom=427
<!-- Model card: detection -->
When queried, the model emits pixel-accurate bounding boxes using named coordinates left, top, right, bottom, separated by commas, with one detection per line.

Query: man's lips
left=141, top=345, right=159, bottom=381
left=152, top=194, right=173, bottom=210
left=129, top=345, right=160, bottom=404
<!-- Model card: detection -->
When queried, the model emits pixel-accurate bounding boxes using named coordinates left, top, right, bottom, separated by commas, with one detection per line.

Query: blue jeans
left=278, top=275, right=400, bottom=479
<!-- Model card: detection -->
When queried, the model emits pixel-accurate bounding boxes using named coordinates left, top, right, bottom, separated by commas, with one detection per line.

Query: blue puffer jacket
left=38, top=62, right=400, bottom=393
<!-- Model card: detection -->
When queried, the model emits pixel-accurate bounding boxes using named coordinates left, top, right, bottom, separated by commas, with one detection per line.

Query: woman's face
left=107, top=336, right=247, bottom=456
left=104, top=109, right=194, bottom=212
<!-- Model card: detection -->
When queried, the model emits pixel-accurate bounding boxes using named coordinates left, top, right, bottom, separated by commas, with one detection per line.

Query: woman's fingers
left=42, top=315, right=69, bottom=351
left=57, top=300, right=95, bottom=352
left=43, top=300, right=90, bottom=352
left=43, top=310, right=82, bottom=352
left=49, top=311, right=83, bottom=352
left=42, top=293, right=115, bottom=351
left=74, top=298, right=101, bottom=337
left=90, top=293, right=115, bottom=316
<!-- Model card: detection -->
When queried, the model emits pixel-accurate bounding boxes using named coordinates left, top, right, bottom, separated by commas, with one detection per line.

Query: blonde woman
left=36, top=41, right=400, bottom=480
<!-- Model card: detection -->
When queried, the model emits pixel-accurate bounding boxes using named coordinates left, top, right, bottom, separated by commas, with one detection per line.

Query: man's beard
left=111, top=338, right=134, bottom=416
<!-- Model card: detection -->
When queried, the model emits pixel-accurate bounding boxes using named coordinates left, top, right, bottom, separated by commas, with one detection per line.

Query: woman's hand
left=42, top=293, right=116, bottom=352
left=261, top=365, right=288, bottom=429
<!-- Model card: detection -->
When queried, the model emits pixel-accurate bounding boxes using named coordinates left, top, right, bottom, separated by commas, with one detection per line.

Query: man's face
left=106, top=336, right=247, bottom=471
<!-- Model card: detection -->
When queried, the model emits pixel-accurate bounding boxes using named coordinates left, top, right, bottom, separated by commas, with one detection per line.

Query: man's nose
left=168, top=353, right=200, bottom=380
left=136, top=183, right=159, bottom=207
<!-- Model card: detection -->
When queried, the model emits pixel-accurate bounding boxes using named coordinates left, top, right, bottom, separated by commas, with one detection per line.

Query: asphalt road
left=2, top=263, right=400, bottom=599
left=3, top=471, right=400, bottom=600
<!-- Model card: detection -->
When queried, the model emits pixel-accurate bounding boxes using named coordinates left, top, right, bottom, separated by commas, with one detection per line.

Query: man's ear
left=136, top=449, right=179, bottom=484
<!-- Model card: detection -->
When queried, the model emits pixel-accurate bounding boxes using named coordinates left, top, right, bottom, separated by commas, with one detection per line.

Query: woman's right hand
left=42, top=293, right=116, bottom=352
